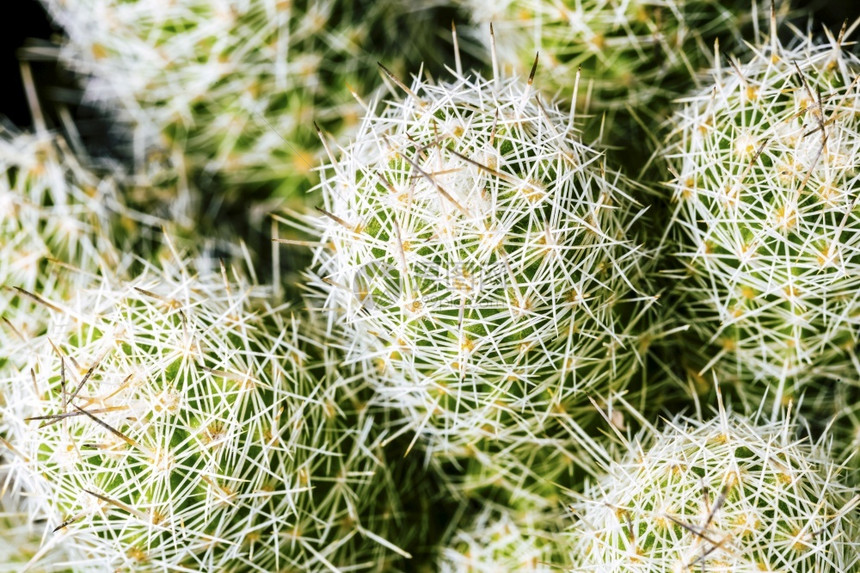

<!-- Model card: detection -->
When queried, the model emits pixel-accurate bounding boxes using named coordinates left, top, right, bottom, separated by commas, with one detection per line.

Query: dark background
left=2, top=0, right=858, bottom=131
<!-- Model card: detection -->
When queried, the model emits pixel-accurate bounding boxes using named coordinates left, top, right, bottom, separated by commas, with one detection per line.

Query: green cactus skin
left=661, top=19, right=860, bottom=408
left=0, top=253, right=414, bottom=572
left=568, top=404, right=860, bottom=572
left=306, top=61, right=656, bottom=462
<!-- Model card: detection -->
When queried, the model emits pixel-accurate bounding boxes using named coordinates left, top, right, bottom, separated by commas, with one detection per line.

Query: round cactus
left=306, top=61, right=655, bottom=458
left=41, top=0, right=462, bottom=202
left=0, top=254, right=414, bottom=571
left=567, top=404, right=860, bottom=571
left=661, top=20, right=860, bottom=406
left=437, top=504, right=570, bottom=572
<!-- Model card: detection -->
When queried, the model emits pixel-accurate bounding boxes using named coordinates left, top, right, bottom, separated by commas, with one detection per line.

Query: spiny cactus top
left=662, top=21, right=860, bottom=403
left=567, top=405, right=860, bottom=572
left=309, top=62, right=654, bottom=456
left=464, top=0, right=777, bottom=111
left=0, top=255, right=411, bottom=571
left=41, top=0, right=457, bottom=199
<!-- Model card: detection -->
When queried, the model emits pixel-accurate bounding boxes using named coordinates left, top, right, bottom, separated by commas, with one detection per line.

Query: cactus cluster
left=3, top=1, right=860, bottom=571
left=662, top=19, right=860, bottom=406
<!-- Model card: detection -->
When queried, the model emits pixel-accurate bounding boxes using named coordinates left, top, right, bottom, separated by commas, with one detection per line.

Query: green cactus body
left=568, top=408, right=860, bottom=571
left=662, top=23, right=860, bottom=405
left=309, top=64, right=655, bottom=460
left=0, top=256, right=412, bottom=571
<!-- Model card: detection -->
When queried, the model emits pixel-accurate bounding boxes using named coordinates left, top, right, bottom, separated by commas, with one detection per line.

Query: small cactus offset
left=661, top=18, right=860, bottom=405
left=567, top=399, right=860, bottom=571
left=0, top=253, right=413, bottom=571
left=436, top=504, right=570, bottom=572
left=308, top=59, right=655, bottom=458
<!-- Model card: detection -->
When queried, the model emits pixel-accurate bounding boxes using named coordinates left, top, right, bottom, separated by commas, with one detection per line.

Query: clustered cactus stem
left=1, top=252, right=414, bottom=571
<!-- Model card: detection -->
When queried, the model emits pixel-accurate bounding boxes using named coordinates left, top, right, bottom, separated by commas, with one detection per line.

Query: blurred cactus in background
left=38, top=0, right=468, bottom=205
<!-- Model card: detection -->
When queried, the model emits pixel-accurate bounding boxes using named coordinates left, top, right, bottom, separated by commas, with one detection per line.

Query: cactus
left=0, top=124, right=157, bottom=387
left=40, top=0, right=463, bottom=205
left=436, top=503, right=570, bottom=572
left=460, top=0, right=792, bottom=172
left=0, top=126, right=134, bottom=291
left=0, top=251, right=414, bottom=571
left=661, top=18, right=860, bottom=408
left=305, top=58, right=656, bottom=460
left=567, top=399, right=860, bottom=571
